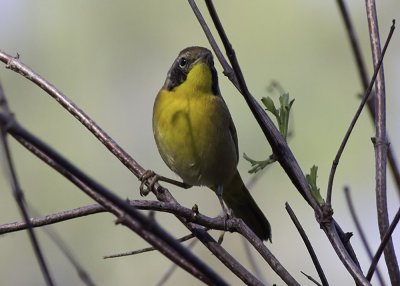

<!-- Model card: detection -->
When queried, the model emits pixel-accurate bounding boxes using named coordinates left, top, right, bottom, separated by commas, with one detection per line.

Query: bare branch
left=336, top=0, right=400, bottom=199
left=367, top=207, right=400, bottom=281
left=301, top=271, right=322, bottom=286
left=0, top=204, right=104, bottom=235
left=325, top=20, right=395, bottom=206
left=365, top=1, right=400, bottom=283
left=286, top=203, right=329, bottom=286
left=104, top=232, right=197, bottom=259
left=156, top=239, right=199, bottom=286
left=0, top=82, right=55, bottom=286
left=29, top=207, right=97, bottom=286
left=0, top=112, right=227, bottom=286
left=344, top=186, right=386, bottom=286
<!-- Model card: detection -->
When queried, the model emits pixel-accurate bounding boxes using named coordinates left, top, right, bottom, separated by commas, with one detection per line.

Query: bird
left=152, top=46, right=271, bottom=241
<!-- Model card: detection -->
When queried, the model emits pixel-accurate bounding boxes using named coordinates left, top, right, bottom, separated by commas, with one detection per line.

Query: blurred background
left=0, top=1, right=399, bottom=285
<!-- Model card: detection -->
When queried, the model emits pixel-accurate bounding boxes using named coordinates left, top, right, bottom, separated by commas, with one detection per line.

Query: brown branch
left=336, top=0, right=400, bottom=199
left=344, top=187, right=386, bottom=286
left=0, top=203, right=104, bottom=234
left=365, top=1, right=400, bottom=283
left=286, top=203, right=329, bottom=286
left=0, top=112, right=227, bottom=286
left=325, top=21, right=395, bottom=206
left=301, top=271, right=323, bottom=286
left=28, top=206, right=97, bottom=286
left=0, top=192, right=299, bottom=285
left=104, top=232, right=198, bottom=259
left=367, top=207, right=400, bottom=281
left=156, top=239, right=199, bottom=286
left=0, top=82, right=55, bottom=286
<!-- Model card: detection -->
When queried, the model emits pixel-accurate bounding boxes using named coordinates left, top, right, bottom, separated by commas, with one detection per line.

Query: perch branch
left=0, top=111, right=227, bottom=286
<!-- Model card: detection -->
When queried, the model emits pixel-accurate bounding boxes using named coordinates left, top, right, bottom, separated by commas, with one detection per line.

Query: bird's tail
left=222, top=171, right=271, bottom=241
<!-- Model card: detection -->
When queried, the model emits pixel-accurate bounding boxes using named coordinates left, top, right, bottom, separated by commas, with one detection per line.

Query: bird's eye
left=178, top=57, right=187, bottom=68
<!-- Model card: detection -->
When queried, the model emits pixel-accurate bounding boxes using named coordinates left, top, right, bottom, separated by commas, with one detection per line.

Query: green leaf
left=243, top=153, right=277, bottom=173
left=261, top=97, right=278, bottom=117
left=245, top=84, right=294, bottom=173
left=306, top=165, right=324, bottom=206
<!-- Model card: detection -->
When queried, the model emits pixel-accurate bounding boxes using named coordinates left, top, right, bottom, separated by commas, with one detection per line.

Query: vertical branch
left=365, top=1, right=400, bottom=284
left=0, top=83, right=55, bottom=286
left=28, top=206, right=96, bottom=286
left=336, top=0, right=400, bottom=197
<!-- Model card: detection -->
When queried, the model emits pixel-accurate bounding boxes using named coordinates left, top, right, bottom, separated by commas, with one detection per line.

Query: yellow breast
left=153, top=63, right=237, bottom=187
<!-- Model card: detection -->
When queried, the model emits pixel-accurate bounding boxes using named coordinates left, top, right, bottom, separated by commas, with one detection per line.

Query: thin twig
left=325, top=20, right=395, bottom=206
left=187, top=0, right=237, bottom=87
left=231, top=217, right=299, bottom=286
left=25, top=204, right=97, bottom=286
left=104, top=232, right=197, bottom=259
left=344, top=186, right=386, bottom=286
left=286, top=203, right=329, bottom=286
left=242, top=239, right=266, bottom=284
left=244, top=170, right=270, bottom=284
left=156, top=239, right=199, bottom=286
left=366, top=207, right=400, bottom=281
left=0, top=203, right=104, bottom=234
left=336, top=0, right=400, bottom=198
left=0, top=82, right=55, bottom=286
left=365, top=1, right=400, bottom=282
left=301, top=271, right=323, bottom=286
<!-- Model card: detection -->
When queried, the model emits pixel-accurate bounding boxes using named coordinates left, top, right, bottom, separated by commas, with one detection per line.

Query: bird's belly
left=154, top=98, right=237, bottom=187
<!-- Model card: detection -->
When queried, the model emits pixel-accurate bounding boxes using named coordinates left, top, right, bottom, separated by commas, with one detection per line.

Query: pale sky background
left=0, top=1, right=399, bottom=285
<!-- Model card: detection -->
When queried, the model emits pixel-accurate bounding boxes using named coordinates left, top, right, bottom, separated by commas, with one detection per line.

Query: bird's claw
left=139, top=170, right=160, bottom=196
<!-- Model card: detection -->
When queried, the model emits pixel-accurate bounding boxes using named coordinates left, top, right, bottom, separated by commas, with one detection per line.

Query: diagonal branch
left=0, top=112, right=227, bottom=286
left=344, top=186, right=385, bottom=286
left=0, top=82, right=55, bottom=286
left=325, top=21, right=395, bottom=206
left=366, top=207, right=400, bottom=281
left=286, top=203, right=329, bottom=286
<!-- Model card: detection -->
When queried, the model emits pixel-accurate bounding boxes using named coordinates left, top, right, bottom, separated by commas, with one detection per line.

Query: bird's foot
left=139, top=170, right=160, bottom=196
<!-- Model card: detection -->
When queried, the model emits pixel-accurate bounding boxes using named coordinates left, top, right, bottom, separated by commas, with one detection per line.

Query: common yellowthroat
left=153, top=46, right=271, bottom=241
